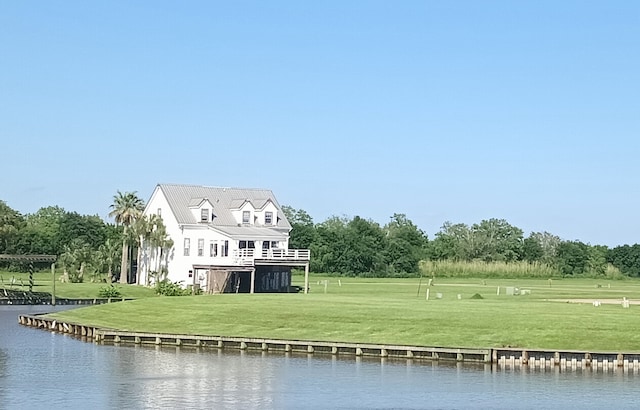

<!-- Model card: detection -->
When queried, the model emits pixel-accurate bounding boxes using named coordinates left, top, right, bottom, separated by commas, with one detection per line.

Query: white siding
left=140, top=184, right=299, bottom=289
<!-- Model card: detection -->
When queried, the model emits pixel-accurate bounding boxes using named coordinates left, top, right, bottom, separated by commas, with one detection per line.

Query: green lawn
left=44, top=275, right=640, bottom=352
left=0, top=270, right=157, bottom=299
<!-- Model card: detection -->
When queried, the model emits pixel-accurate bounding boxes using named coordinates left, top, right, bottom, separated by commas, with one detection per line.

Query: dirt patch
left=550, top=298, right=640, bottom=305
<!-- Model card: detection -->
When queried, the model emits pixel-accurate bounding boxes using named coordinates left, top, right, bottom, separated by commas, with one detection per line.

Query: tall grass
left=420, top=260, right=626, bottom=279
left=420, top=260, right=559, bottom=279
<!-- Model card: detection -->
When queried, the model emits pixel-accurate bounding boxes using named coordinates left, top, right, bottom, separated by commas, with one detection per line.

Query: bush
left=98, top=284, right=122, bottom=298
left=155, top=280, right=190, bottom=296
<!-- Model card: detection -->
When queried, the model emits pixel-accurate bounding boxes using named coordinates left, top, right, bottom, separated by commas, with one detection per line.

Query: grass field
left=40, top=275, right=640, bottom=352
left=0, top=270, right=157, bottom=299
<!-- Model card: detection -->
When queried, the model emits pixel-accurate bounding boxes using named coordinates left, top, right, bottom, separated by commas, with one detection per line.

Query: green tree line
left=0, top=193, right=172, bottom=284
left=2, top=197, right=639, bottom=279
left=283, top=206, right=640, bottom=278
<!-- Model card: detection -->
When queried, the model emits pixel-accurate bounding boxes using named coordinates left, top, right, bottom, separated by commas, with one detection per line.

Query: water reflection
left=2, top=306, right=640, bottom=409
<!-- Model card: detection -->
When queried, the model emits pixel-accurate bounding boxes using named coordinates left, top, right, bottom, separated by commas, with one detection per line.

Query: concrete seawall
left=1, top=296, right=131, bottom=306
left=17, top=314, right=640, bottom=371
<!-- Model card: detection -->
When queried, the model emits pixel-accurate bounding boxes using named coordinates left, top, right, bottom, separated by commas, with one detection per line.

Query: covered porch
left=192, top=261, right=310, bottom=294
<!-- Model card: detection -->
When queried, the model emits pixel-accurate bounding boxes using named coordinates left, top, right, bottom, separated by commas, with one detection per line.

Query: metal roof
left=157, top=183, right=292, bottom=230
left=210, top=226, right=288, bottom=240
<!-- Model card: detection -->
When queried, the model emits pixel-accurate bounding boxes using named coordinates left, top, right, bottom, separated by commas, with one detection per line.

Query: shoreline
left=0, top=297, right=130, bottom=306
left=17, top=313, right=640, bottom=372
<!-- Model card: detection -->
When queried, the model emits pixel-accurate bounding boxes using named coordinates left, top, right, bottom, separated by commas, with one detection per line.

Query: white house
left=138, top=183, right=310, bottom=293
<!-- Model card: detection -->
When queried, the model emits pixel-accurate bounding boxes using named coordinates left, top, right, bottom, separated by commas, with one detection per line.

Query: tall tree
left=109, top=191, right=145, bottom=284
left=147, top=215, right=173, bottom=284
left=383, top=213, right=428, bottom=274
left=0, top=201, right=24, bottom=254
left=432, top=221, right=473, bottom=261
left=588, top=245, right=609, bottom=276
left=470, top=218, right=524, bottom=262
left=608, top=244, right=640, bottom=277
left=98, top=238, right=121, bottom=283
left=344, top=216, right=386, bottom=275
left=555, top=240, right=590, bottom=276
left=59, top=212, right=106, bottom=250
left=131, top=215, right=151, bottom=285
left=522, top=234, right=544, bottom=262
left=311, top=216, right=353, bottom=273
left=282, top=206, right=316, bottom=249
left=528, top=231, right=561, bottom=264
left=59, top=238, right=96, bottom=283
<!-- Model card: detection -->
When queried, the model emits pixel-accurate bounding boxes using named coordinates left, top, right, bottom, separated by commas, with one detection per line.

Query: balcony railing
left=232, top=249, right=310, bottom=264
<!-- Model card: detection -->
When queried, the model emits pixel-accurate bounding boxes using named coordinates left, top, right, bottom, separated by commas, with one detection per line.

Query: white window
left=242, top=211, right=250, bottom=224
left=210, top=241, right=218, bottom=257
left=157, top=208, right=162, bottom=217
left=201, top=208, right=209, bottom=222
left=223, top=240, right=229, bottom=257
left=197, top=239, right=204, bottom=256
left=265, top=211, right=273, bottom=225
left=183, top=238, right=190, bottom=256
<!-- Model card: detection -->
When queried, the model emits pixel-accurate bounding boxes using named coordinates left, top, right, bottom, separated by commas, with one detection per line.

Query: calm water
left=1, top=306, right=639, bottom=409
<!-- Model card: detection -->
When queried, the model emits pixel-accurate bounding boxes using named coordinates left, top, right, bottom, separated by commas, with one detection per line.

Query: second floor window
left=210, top=242, right=218, bottom=257
left=198, top=238, right=204, bottom=256
left=265, top=212, right=273, bottom=225
left=239, top=241, right=255, bottom=249
left=223, top=240, right=229, bottom=257
left=201, top=208, right=209, bottom=222
left=242, top=211, right=250, bottom=224
left=184, top=238, right=190, bottom=256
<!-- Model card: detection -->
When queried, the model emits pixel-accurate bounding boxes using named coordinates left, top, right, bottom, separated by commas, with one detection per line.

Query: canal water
left=1, top=306, right=639, bottom=409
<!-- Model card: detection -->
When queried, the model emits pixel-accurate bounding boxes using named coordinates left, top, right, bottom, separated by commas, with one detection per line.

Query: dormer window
left=242, top=211, right=250, bottom=224
left=265, top=211, right=273, bottom=225
left=201, top=208, right=209, bottom=222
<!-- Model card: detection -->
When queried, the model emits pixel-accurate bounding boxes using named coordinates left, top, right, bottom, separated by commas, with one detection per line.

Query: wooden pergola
left=0, top=254, right=58, bottom=302
left=0, top=254, right=57, bottom=263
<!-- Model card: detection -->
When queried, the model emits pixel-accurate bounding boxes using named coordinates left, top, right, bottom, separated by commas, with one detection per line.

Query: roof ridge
left=158, top=183, right=272, bottom=192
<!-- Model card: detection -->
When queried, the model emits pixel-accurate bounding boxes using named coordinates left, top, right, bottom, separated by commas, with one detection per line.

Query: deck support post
left=250, top=268, right=255, bottom=294
left=304, top=263, right=309, bottom=294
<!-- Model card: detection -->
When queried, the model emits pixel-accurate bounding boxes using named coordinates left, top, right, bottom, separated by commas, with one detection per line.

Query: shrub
left=155, top=280, right=190, bottom=296
left=98, top=284, right=122, bottom=298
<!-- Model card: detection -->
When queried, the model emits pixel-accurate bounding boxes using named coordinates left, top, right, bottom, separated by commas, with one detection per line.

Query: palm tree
left=131, top=215, right=155, bottom=285
left=109, top=191, right=145, bottom=284
left=98, top=238, right=121, bottom=283
left=148, top=216, right=173, bottom=285
left=59, top=238, right=95, bottom=283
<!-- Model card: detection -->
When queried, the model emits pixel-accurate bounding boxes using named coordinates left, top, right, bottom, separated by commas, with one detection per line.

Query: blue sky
left=1, top=1, right=638, bottom=246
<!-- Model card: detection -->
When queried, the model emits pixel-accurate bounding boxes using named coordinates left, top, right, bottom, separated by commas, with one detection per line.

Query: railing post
left=51, top=263, right=56, bottom=306
left=28, top=262, right=34, bottom=292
